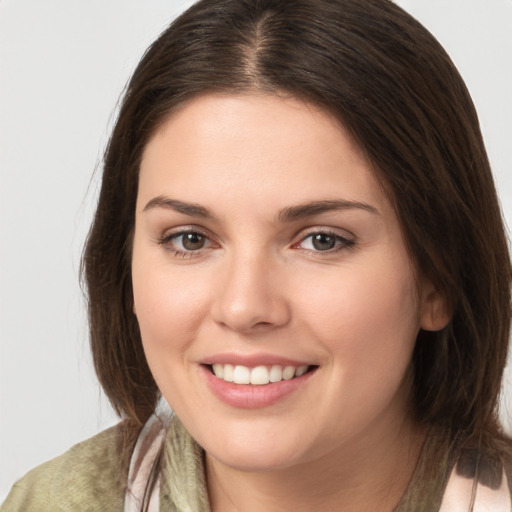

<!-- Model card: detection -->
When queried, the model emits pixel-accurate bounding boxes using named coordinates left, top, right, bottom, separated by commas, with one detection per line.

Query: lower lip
left=200, top=365, right=316, bottom=409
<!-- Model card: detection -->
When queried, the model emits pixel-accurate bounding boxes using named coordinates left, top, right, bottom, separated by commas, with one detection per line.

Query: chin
left=207, top=445, right=304, bottom=473
left=199, top=424, right=310, bottom=473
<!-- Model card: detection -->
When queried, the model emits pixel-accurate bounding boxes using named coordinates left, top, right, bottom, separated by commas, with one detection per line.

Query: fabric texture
left=2, top=424, right=128, bottom=512
left=3, top=416, right=511, bottom=511
left=125, top=414, right=167, bottom=512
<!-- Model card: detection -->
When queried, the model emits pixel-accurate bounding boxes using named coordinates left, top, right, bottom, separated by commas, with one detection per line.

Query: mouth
left=200, top=360, right=318, bottom=408
left=206, top=363, right=318, bottom=385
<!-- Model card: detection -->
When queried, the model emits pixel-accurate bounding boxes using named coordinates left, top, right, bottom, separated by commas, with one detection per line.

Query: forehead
left=137, top=93, right=390, bottom=217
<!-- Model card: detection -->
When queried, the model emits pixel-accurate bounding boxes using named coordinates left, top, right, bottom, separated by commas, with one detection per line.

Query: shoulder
left=2, top=422, right=132, bottom=512
left=398, top=428, right=512, bottom=511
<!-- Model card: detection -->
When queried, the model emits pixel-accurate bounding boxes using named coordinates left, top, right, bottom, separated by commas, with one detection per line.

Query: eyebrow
left=278, top=200, right=379, bottom=222
left=142, top=196, right=379, bottom=221
left=143, top=196, right=216, bottom=219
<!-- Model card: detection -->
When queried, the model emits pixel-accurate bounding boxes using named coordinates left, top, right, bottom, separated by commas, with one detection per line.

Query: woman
left=3, top=0, right=511, bottom=510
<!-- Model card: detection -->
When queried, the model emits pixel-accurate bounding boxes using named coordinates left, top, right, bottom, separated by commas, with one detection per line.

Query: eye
left=176, top=232, right=208, bottom=251
left=297, top=231, right=354, bottom=252
left=158, top=229, right=214, bottom=256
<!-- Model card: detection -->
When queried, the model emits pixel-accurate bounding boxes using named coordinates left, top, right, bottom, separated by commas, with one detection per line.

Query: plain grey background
left=1, top=0, right=511, bottom=501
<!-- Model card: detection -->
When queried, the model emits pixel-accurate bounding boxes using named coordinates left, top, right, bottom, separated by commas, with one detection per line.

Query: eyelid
left=291, top=227, right=356, bottom=252
left=155, top=225, right=355, bottom=257
left=156, top=225, right=219, bottom=258
left=293, top=225, right=355, bottom=243
left=159, top=225, right=212, bottom=242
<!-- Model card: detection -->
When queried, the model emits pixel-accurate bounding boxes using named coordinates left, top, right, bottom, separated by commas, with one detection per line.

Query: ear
left=419, top=280, right=451, bottom=332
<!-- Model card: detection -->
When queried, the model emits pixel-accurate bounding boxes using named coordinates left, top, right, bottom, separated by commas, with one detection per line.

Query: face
left=132, top=93, right=442, bottom=472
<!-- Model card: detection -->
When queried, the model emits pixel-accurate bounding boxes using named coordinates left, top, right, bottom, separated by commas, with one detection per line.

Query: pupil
left=312, top=233, right=335, bottom=251
left=183, top=233, right=205, bottom=250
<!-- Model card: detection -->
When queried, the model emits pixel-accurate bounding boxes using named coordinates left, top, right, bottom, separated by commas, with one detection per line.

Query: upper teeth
left=211, top=364, right=309, bottom=385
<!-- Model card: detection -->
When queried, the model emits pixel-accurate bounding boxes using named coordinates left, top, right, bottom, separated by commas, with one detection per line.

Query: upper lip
left=201, top=352, right=314, bottom=368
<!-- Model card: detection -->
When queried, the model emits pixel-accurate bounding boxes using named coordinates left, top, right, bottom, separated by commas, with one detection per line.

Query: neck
left=205, top=418, right=427, bottom=512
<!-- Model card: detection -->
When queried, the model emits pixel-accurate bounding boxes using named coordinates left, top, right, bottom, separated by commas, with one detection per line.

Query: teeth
left=250, top=366, right=269, bottom=385
left=223, top=364, right=234, bottom=382
left=233, top=365, right=250, bottom=384
left=282, top=366, right=295, bottom=380
left=211, top=363, right=310, bottom=385
left=269, top=365, right=282, bottom=383
left=295, top=365, right=308, bottom=377
left=212, top=363, right=224, bottom=379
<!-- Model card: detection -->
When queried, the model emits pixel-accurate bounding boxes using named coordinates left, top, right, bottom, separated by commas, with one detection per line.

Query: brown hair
left=83, top=0, right=511, bottom=471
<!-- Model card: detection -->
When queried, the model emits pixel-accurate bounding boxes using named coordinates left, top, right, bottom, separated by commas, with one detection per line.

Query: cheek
left=131, top=260, right=214, bottom=414
left=299, top=256, right=421, bottom=367
left=131, top=251, right=210, bottom=359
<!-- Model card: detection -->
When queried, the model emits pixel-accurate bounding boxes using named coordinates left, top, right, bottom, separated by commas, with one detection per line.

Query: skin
left=132, top=93, right=449, bottom=511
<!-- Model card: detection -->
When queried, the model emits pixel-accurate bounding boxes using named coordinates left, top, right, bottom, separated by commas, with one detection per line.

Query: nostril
left=253, top=321, right=272, bottom=328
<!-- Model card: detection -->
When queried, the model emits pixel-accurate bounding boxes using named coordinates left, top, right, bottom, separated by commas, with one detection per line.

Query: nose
left=211, top=249, right=291, bottom=333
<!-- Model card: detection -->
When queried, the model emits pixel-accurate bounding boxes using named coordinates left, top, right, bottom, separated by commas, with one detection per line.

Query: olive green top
left=2, top=418, right=509, bottom=511
left=2, top=425, right=127, bottom=512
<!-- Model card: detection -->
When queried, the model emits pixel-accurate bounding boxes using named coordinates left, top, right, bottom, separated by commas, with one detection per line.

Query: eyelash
left=294, top=231, right=355, bottom=254
left=156, top=228, right=356, bottom=259
left=157, top=229, right=214, bottom=259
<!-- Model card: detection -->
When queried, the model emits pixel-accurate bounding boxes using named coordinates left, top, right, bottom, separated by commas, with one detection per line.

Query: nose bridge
left=212, top=243, right=289, bottom=332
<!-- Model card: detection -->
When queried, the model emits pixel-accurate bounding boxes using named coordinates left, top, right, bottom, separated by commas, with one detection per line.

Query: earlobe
left=420, top=285, right=451, bottom=332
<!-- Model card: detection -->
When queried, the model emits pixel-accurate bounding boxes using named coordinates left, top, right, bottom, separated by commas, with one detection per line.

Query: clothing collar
left=126, top=414, right=511, bottom=512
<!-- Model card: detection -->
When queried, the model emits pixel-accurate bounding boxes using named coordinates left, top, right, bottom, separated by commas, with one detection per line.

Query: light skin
left=132, top=93, right=449, bottom=511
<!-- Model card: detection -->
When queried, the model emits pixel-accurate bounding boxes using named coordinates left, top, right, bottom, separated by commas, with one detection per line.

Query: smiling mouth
left=207, top=364, right=317, bottom=385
